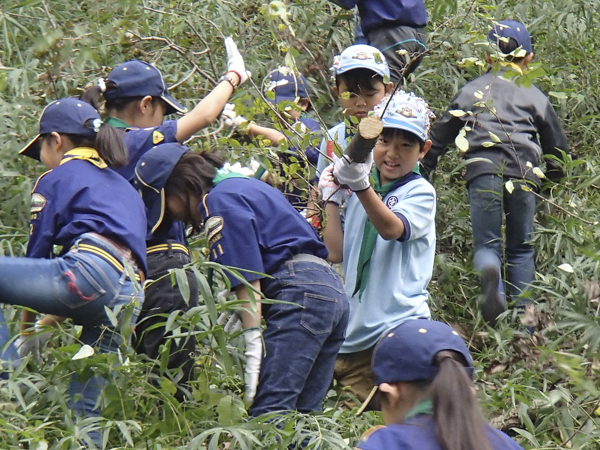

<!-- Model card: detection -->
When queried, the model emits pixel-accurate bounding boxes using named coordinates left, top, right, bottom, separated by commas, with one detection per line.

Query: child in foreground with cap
left=79, top=37, right=248, bottom=396
left=10, top=97, right=146, bottom=445
left=316, top=44, right=393, bottom=178
left=222, top=66, right=322, bottom=211
left=356, top=319, right=524, bottom=450
left=133, top=145, right=349, bottom=416
left=421, top=20, right=570, bottom=328
left=357, top=320, right=522, bottom=450
left=320, top=91, right=436, bottom=405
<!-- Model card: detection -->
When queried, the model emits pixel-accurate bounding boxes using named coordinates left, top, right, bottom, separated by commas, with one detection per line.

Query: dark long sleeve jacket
left=422, top=67, right=569, bottom=188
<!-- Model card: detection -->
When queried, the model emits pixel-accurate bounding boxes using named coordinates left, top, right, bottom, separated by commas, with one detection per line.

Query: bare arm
left=175, top=73, right=240, bottom=142
left=234, top=279, right=262, bottom=329
left=355, top=187, right=405, bottom=240
left=20, top=311, right=65, bottom=333
left=247, top=124, right=286, bottom=146
left=322, top=202, right=344, bottom=263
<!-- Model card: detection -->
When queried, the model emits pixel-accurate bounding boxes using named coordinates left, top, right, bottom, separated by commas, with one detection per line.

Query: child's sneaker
left=480, top=267, right=507, bottom=325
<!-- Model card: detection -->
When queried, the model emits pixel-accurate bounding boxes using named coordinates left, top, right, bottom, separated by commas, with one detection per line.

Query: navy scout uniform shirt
left=106, top=117, right=186, bottom=248
left=28, top=148, right=148, bottom=274
left=198, top=177, right=329, bottom=287
left=357, top=415, right=524, bottom=450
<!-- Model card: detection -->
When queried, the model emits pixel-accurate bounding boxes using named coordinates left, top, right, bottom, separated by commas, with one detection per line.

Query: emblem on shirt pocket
left=386, top=196, right=399, bottom=209
left=204, top=216, right=224, bottom=247
left=152, top=130, right=164, bottom=144
left=30, top=193, right=46, bottom=213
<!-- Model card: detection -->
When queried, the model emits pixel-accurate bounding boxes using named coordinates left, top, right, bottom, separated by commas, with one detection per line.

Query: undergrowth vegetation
left=1, top=0, right=600, bottom=448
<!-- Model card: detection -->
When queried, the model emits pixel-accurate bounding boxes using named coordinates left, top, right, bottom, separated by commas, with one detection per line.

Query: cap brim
left=162, top=93, right=187, bottom=115
left=146, top=189, right=166, bottom=234
left=19, top=134, right=42, bottom=161
left=356, top=386, right=381, bottom=415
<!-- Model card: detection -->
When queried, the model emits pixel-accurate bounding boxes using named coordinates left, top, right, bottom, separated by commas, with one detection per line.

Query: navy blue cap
left=372, top=319, right=473, bottom=385
left=488, top=20, right=532, bottom=55
left=262, top=67, right=310, bottom=106
left=133, top=143, right=188, bottom=233
left=105, top=59, right=187, bottom=115
left=20, top=97, right=101, bottom=161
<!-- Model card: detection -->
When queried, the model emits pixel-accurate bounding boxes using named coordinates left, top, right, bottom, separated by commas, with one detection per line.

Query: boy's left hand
left=333, top=154, right=373, bottom=192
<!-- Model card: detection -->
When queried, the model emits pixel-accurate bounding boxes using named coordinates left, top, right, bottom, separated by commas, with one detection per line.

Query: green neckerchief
left=212, top=167, right=248, bottom=185
left=405, top=399, right=433, bottom=420
left=353, top=163, right=420, bottom=298
left=104, top=116, right=130, bottom=129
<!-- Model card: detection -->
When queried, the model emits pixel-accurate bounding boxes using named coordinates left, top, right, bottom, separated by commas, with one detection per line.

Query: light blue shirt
left=316, top=122, right=350, bottom=176
left=340, top=177, right=435, bottom=353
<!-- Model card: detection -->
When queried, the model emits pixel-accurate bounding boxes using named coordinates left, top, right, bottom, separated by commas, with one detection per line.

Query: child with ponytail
left=79, top=38, right=248, bottom=394
left=7, top=97, right=146, bottom=445
left=356, top=319, right=524, bottom=450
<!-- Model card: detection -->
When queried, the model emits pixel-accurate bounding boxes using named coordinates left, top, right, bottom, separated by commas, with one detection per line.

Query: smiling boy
left=316, top=44, right=393, bottom=177
left=320, top=91, right=436, bottom=406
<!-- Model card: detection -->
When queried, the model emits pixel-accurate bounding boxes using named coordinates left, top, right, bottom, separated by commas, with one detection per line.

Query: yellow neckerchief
left=60, top=147, right=107, bottom=169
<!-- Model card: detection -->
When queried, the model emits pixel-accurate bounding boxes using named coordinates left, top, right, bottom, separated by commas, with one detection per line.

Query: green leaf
left=455, top=134, right=469, bottom=152
left=489, top=131, right=501, bottom=143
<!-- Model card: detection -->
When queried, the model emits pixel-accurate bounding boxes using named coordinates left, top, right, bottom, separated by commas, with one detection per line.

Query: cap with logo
left=488, top=20, right=532, bottom=56
left=357, top=319, right=473, bottom=414
left=133, top=143, right=188, bottom=233
left=262, top=67, right=310, bottom=106
left=331, top=44, right=390, bottom=80
left=20, top=97, right=102, bottom=161
left=105, top=59, right=187, bottom=115
left=373, top=90, right=435, bottom=142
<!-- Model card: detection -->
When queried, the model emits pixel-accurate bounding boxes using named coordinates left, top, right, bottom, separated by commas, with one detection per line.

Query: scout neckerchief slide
left=353, top=166, right=420, bottom=299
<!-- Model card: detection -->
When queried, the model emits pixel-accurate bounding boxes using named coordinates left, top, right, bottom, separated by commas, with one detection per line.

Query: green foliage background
left=1, top=0, right=600, bottom=448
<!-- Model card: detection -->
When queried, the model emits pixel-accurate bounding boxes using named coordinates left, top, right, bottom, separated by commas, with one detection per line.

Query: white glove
left=319, top=164, right=351, bottom=205
left=221, top=104, right=251, bottom=132
left=333, top=153, right=373, bottom=192
left=243, top=328, right=262, bottom=404
left=225, top=37, right=248, bottom=85
left=15, top=321, right=53, bottom=363
left=216, top=310, right=243, bottom=333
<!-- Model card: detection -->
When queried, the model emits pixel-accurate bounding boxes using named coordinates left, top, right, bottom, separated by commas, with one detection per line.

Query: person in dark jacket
left=421, top=20, right=570, bottom=327
left=328, top=0, right=428, bottom=83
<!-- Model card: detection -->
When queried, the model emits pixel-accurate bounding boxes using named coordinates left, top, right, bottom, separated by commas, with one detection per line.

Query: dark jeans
left=249, top=255, right=349, bottom=416
left=133, top=248, right=198, bottom=397
left=468, top=174, right=536, bottom=304
left=367, top=25, right=427, bottom=83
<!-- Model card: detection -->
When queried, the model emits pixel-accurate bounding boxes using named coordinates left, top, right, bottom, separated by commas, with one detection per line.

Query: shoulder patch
left=386, top=196, right=399, bottom=208
left=204, top=216, right=224, bottom=246
left=30, top=193, right=46, bottom=213
left=152, top=130, right=164, bottom=144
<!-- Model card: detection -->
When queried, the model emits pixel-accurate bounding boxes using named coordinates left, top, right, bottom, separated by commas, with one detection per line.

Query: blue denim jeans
left=0, top=233, right=143, bottom=445
left=249, top=255, right=349, bottom=417
left=468, top=174, right=536, bottom=304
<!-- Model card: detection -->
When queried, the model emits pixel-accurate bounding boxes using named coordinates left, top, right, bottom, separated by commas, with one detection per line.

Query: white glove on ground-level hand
left=243, top=328, right=262, bottom=404
left=319, top=163, right=351, bottom=205
left=333, top=153, right=373, bottom=192
left=225, top=37, right=248, bottom=85
left=15, top=321, right=53, bottom=363
left=216, top=310, right=243, bottom=334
